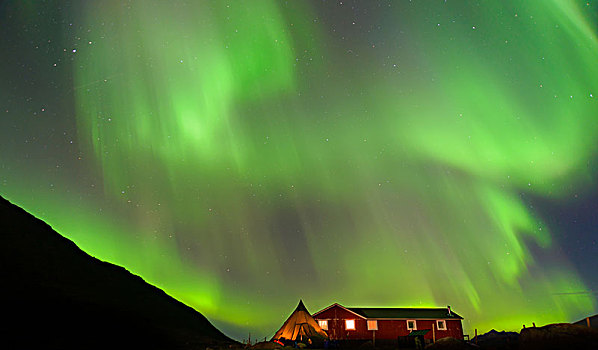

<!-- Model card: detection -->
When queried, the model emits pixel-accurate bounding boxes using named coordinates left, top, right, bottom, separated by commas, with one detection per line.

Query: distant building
left=572, top=314, right=598, bottom=328
left=312, top=303, right=464, bottom=342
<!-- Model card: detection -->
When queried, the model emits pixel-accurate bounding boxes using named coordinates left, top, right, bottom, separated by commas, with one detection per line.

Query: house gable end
left=313, top=303, right=367, bottom=320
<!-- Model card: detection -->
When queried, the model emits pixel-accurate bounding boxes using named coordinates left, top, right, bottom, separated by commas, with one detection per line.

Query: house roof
left=347, top=307, right=463, bottom=320
left=313, top=303, right=464, bottom=320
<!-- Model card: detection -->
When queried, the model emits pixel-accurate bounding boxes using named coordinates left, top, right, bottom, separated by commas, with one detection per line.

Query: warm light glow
left=318, top=320, right=328, bottom=331
left=345, top=319, right=355, bottom=330
left=367, top=320, right=378, bottom=331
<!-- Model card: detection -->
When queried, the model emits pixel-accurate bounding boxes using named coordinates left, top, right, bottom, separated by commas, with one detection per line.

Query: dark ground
left=430, top=324, right=598, bottom=350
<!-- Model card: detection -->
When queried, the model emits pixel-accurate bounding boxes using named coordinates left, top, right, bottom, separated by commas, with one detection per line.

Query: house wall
left=314, top=305, right=367, bottom=340
left=314, top=305, right=464, bottom=341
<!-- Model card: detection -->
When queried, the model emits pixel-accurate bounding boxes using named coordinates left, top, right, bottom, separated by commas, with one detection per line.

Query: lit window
left=318, top=320, right=328, bottom=330
left=407, top=320, right=417, bottom=331
left=367, top=320, right=378, bottom=330
left=345, top=319, right=356, bottom=330
left=436, top=320, right=447, bottom=330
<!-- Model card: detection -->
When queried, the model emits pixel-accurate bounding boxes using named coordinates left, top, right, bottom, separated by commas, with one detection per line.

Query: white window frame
left=367, top=320, right=378, bottom=330
left=345, top=319, right=356, bottom=330
left=318, top=320, right=328, bottom=330
left=436, top=320, right=447, bottom=330
left=406, top=319, right=417, bottom=331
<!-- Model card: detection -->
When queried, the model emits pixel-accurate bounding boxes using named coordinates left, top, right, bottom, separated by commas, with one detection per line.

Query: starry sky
left=1, top=0, right=597, bottom=341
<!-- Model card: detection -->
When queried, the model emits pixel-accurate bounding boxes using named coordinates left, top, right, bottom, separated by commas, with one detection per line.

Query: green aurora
left=1, top=0, right=597, bottom=340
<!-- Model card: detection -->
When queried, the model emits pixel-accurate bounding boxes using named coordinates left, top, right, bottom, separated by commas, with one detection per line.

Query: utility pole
left=372, top=329, right=375, bottom=348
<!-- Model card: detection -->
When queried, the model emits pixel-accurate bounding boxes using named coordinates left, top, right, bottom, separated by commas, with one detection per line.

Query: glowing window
left=318, top=320, right=328, bottom=330
left=345, top=319, right=356, bottom=330
left=437, top=320, right=447, bottom=330
left=367, top=320, right=378, bottom=330
left=407, top=320, right=417, bottom=331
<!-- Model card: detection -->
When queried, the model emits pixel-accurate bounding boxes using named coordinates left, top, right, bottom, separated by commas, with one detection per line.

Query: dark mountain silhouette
left=0, top=195, right=237, bottom=349
left=469, top=326, right=598, bottom=350
left=472, top=329, right=519, bottom=349
left=519, top=323, right=598, bottom=350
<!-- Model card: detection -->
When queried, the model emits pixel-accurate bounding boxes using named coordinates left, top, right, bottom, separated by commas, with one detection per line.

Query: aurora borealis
left=1, top=0, right=597, bottom=341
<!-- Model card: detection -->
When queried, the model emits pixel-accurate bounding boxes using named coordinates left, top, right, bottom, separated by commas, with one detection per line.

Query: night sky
left=1, top=0, right=597, bottom=341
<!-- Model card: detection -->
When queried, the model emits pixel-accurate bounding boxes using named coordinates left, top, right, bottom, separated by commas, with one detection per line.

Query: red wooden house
left=313, top=303, right=464, bottom=343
